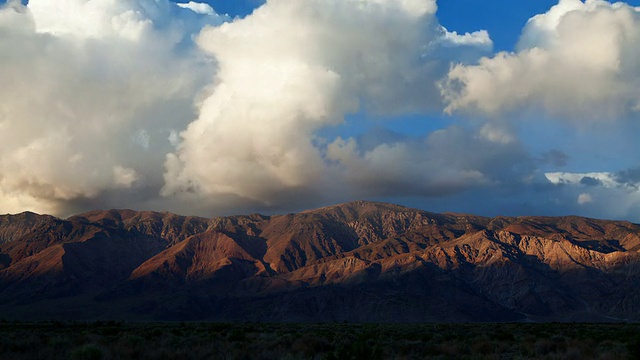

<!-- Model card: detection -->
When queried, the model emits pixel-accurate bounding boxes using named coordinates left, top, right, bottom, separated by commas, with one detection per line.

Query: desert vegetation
left=0, top=321, right=638, bottom=359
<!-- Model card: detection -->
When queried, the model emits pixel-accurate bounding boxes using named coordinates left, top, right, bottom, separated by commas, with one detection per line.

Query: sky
left=3, top=0, right=640, bottom=221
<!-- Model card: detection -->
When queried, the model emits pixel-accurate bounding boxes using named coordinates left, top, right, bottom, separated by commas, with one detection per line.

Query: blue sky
left=3, top=0, right=640, bottom=221
left=199, top=1, right=573, bottom=50
left=202, top=0, right=640, bottom=50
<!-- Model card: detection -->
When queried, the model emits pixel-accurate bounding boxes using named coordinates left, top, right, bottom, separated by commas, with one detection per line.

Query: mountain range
left=0, top=201, right=639, bottom=322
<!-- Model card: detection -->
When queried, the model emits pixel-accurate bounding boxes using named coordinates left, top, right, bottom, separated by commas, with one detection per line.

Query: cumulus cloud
left=541, top=168, right=640, bottom=219
left=545, top=168, right=640, bottom=193
left=10, top=0, right=623, bottom=221
left=162, top=0, right=495, bottom=211
left=0, top=0, right=225, bottom=215
left=441, top=0, right=640, bottom=120
left=431, top=0, right=640, bottom=220
left=176, top=1, right=215, bottom=15
left=545, top=172, right=622, bottom=188
left=577, top=193, right=593, bottom=205
left=0, top=0, right=512, bottom=217
left=324, top=124, right=533, bottom=200
left=441, top=29, right=492, bottom=48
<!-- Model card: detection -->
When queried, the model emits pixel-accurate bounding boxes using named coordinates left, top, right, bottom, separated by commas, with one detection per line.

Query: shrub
left=71, top=343, right=104, bottom=360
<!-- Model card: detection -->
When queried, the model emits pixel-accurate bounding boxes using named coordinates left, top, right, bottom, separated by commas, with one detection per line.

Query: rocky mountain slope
left=0, top=201, right=639, bottom=322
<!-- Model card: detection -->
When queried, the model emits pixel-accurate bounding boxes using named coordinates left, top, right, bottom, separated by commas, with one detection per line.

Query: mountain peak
left=300, top=200, right=426, bottom=219
left=0, top=202, right=640, bottom=322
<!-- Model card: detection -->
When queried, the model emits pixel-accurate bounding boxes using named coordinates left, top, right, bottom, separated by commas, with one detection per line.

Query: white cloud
left=176, top=1, right=215, bottom=15
left=29, top=0, right=159, bottom=40
left=544, top=172, right=620, bottom=188
left=478, top=123, right=515, bottom=145
left=0, top=0, right=538, bottom=218
left=538, top=168, right=640, bottom=220
left=577, top=193, right=593, bottom=205
left=113, top=166, right=139, bottom=188
left=162, top=0, right=494, bottom=209
left=324, top=130, right=501, bottom=198
left=0, top=189, right=58, bottom=216
left=0, top=0, right=224, bottom=215
left=441, top=0, right=640, bottom=120
left=441, top=29, right=493, bottom=48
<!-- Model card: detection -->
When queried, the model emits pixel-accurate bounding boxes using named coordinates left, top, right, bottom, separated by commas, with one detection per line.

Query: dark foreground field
left=0, top=321, right=638, bottom=359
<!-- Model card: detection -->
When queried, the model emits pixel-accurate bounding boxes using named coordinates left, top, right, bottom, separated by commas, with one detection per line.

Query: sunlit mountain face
left=0, top=201, right=639, bottom=321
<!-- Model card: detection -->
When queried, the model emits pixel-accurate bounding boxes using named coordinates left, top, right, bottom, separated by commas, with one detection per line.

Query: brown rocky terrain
left=0, top=201, right=639, bottom=322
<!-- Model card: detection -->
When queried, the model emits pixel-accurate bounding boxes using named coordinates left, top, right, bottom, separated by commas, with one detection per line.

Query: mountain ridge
left=0, top=201, right=639, bottom=322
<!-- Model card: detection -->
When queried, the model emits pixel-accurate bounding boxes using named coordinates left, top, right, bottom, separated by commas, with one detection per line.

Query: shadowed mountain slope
left=1, top=201, right=639, bottom=322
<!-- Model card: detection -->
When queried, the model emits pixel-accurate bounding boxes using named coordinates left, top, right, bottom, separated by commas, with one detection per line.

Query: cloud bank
left=0, top=0, right=225, bottom=214
left=3, top=0, right=640, bottom=221
left=437, top=0, right=640, bottom=220
left=441, top=0, right=640, bottom=120
left=160, top=0, right=512, bottom=213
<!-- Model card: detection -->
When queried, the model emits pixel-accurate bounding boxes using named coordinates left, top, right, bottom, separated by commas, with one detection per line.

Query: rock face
left=0, top=201, right=640, bottom=322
